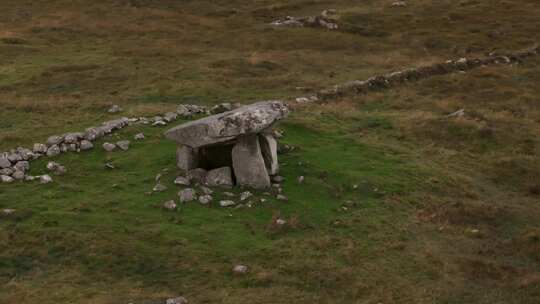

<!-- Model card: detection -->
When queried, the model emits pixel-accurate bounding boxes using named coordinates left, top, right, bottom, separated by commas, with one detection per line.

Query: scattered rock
left=205, top=167, right=234, bottom=187
left=108, top=104, right=122, bottom=113
left=33, top=143, right=48, bottom=154
left=46, top=145, right=61, bottom=157
left=2, top=208, right=16, bottom=215
left=46, top=161, right=66, bottom=175
left=102, top=142, right=116, bottom=152
left=0, top=157, right=11, bottom=169
left=153, top=183, right=167, bottom=192
left=178, top=188, right=197, bottom=202
left=187, top=168, right=208, bottom=184
left=163, top=200, right=177, bottom=210
left=12, top=170, right=25, bottom=180
left=276, top=218, right=287, bottom=226
left=232, top=264, right=249, bottom=275
left=276, top=194, right=288, bottom=201
left=174, top=176, right=191, bottom=186
left=1, top=175, right=14, bottom=183
left=200, top=186, right=214, bottom=195
left=272, top=175, right=284, bottom=183
left=164, top=112, right=178, bottom=122
left=198, top=194, right=213, bottom=205
left=391, top=1, right=407, bottom=7
left=105, top=162, right=115, bottom=169
left=14, top=161, right=30, bottom=172
left=134, top=133, right=145, bottom=140
left=297, top=176, right=305, bottom=184
left=40, top=174, right=53, bottom=184
left=46, top=135, right=63, bottom=146
left=447, top=109, right=465, bottom=118
left=116, top=140, right=130, bottom=151
left=166, top=297, right=188, bottom=304
left=240, top=191, right=253, bottom=201
left=80, top=140, right=94, bottom=151
left=0, top=168, right=14, bottom=176
left=152, top=120, right=167, bottom=127
left=219, top=200, right=236, bottom=207
left=223, top=192, right=235, bottom=197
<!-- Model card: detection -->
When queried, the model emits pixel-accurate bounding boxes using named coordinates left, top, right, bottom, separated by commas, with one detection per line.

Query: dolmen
left=164, top=100, right=289, bottom=189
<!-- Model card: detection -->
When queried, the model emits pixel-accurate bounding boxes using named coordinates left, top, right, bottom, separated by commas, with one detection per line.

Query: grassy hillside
left=1, top=0, right=540, bottom=303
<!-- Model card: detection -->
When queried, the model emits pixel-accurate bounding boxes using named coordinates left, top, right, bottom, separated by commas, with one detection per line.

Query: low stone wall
left=301, top=44, right=539, bottom=101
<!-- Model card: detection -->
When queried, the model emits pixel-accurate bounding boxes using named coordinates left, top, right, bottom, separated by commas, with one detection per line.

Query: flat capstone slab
left=164, top=100, right=289, bottom=148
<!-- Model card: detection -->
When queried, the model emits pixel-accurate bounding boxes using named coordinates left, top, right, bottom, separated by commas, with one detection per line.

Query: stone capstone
left=165, top=100, right=288, bottom=148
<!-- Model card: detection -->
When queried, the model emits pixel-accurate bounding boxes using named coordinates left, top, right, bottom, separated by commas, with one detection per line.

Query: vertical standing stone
left=232, top=135, right=271, bottom=189
left=176, top=145, right=199, bottom=171
left=259, top=133, right=279, bottom=175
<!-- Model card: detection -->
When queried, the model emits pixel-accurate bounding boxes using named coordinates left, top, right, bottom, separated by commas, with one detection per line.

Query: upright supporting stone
left=176, top=145, right=199, bottom=171
left=259, top=134, right=279, bottom=175
left=232, top=135, right=271, bottom=189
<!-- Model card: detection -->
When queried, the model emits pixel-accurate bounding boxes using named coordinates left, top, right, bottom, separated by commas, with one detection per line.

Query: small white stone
left=232, top=264, right=249, bottom=274
left=40, top=174, right=53, bottom=184
left=240, top=191, right=253, bottom=201
left=276, top=218, right=287, bottom=226
left=219, top=200, right=236, bottom=207
left=166, top=297, right=188, bottom=304
left=102, top=142, right=116, bottom=152
left=134, top=133, right=145, bottom=140
left=163, top=200, right=177, bottom=210
left=153, top=183, right=167, bottom=192
left=198, top=194, right=213, bottom=205
left=174, top=176, right=190, bottom=186
left=1, top=175, right=14, bottom=183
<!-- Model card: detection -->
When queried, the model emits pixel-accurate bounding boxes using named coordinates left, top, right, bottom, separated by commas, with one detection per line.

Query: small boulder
left=116, top=140, right=130, bottom=151
left=210, top=102, right=233, bottom=114
left=134, top=133, right=145, bottom=140
left=178, top=188, right=197, bottom=202
left=200, top=186, right=214, bottom=195
left=164, top=112, right=178, bottom=122
left=0, top=157, right=11, bottom=169
left=12, top=170, right=25, bottom=180
left=163, top=200, right=177, bottom=210
left=33, top=143, right=48, bottom=154
left=198, top=194, right=213, bottom=205
left=240, top=191, right=253, bottom=201
left=174, top=176, right=190, bottom=186
left=14, top=161, right=29, bottom=172
left=46, top=145, right=61, bottom=157
left=219, top=200, right=236, bottom=207
left=0, top=175, right=14, bottom=183
left=40, top=174, right=53, bottom=184
left=187, top=168, right=207, bottom=184
left=297, top=176, right=305, bottom=184
left=205, top=167, right=233, bottom=187
left=0, top=168, right=14, bottom=176
left=80, top=140, right=94, bottom=151
left=46, top=135, right=63, bottom=146
left=102, top=142, right=116, bottom=152
left=272, top=175, right=284, bottom=183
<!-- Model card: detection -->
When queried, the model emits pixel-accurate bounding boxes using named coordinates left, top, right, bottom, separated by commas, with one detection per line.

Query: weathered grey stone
left=152, top=120, right=167, bottom=127
left=80, top=140, right=94, bottom=151
left=0, top=157, right=11, bottom=169
left=0, top=168, right=13, bottom=176
left=240, top=191, right=253, bottom=201
left=178, top=188, right=197, bottom=202
left=47, top=161, right=66, bottom=175
left=102, top=143, right=116, bottom=152
left=60, top=144, right=69, bottom=153
left=219, top=200, right=236, bottom=207
left=297, top=175, right=305, bottom=184
left=47, top=135, right=63, bottom=146
left=174, top=176, right=191, bottom=186
left=33, top=143, right=48, bottom=154
left=276, top=194, right=288, bottom=201
left=176, top=146, right=199, bottom=171
left=205, top=167, right=233, bottom=187
left=25, top=175, right=36, bottom=181
left=259, top=134, right=279, bottom=175
left=116, top=140, right=130, bottom=151
left=187, top=168, right=207, bottom=184
left=40, top=174, right=53, bottom=184
left=166, top=297, right=188, bottom=304
left=134, top=133, right=145, bottom=140
left=232, top=135, right=271, bottom=189
left=164, top=112, right=178, bottom=122
left=163, top=200, right=177, bottom=210
left=17, top=148, right=33, bottom=160
left=1, top=175, right=14, bottom=183
left=165, top=100, right=289, bottom=148
left=7, top=153, right=22, bottom=163
left=12, top=170, right=24, bottom=180
left=46, top=145, right=61, bottom=157
left=198, top=194, right=213, bottom=205
left=200, top=186, right=213, bottom=195
left=14, top=161, right=29, bottom=172
left=64, top=132, right=82, bottom=144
